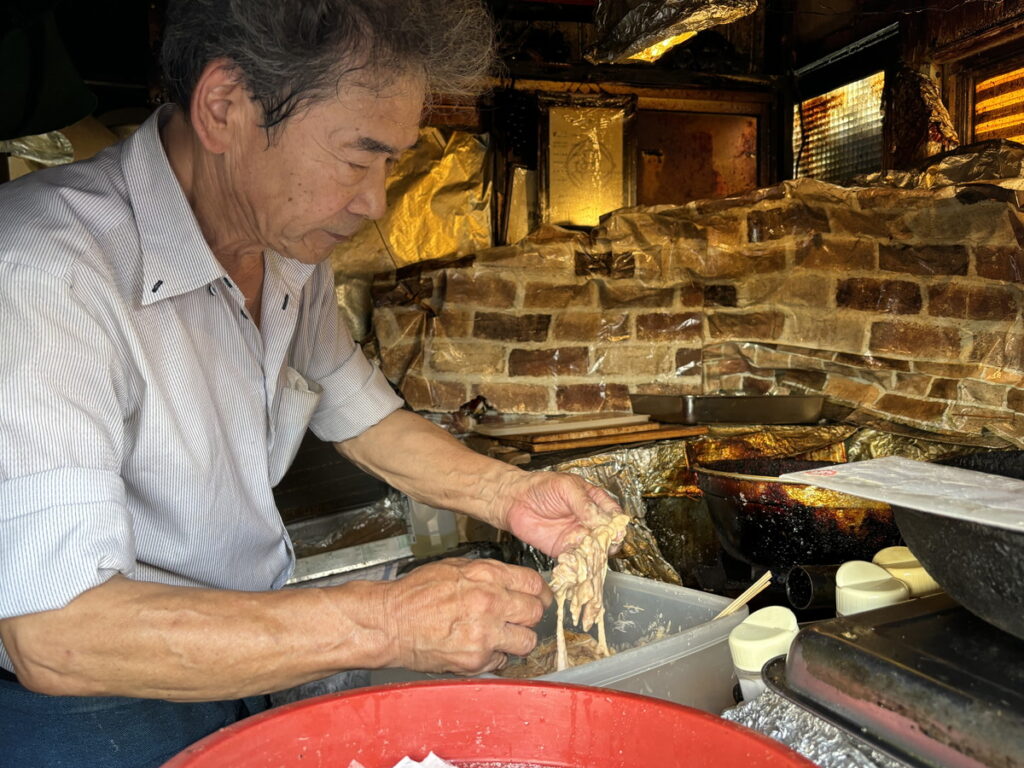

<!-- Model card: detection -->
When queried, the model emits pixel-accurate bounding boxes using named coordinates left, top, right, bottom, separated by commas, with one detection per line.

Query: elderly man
left=0, top=1, right=622, bottom=765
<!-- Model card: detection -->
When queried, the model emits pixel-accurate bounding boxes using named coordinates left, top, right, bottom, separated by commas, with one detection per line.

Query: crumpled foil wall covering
left=365, top=140, right=1024, bottom=449
left=331, top=127, right=491, bottom=278
left=331, top=127, right=490, bottom=341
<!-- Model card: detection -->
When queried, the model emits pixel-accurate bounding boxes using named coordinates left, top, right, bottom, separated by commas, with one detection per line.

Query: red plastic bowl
left=162, top=680, right=815, bottom=768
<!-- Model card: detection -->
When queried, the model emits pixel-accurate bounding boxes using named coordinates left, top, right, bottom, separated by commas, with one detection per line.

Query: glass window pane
left=793, top=71, right=885, bottom=183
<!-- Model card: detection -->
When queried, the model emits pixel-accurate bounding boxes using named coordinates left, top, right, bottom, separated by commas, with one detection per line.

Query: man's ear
left=189, top=59, right=253, bottom=154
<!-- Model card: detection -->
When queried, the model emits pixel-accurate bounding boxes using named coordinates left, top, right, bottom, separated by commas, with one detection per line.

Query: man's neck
left=159, top=107, right=265, bottom=299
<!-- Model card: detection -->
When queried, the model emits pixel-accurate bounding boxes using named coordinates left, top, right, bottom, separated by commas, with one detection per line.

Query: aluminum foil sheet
left=691, top=425, right=854, bottom=464
left=587, top=0, right=758, bottom=64
left=331, top=127, right=491, bottom=278
left=542, top=97, right=633, bottom=228
left=723, top=691, right=908, bottom=768
left=532, top=439, right=706, bottom=499
left=883, top=65, right=959, bottom=170
left=843, top=414, right=1009, bottom=463
left=857, top=138, right=1024, bottom=191
left=288, top=492, right=409, bottom=559
left=501, top=444, right=684, bottom=584
left=0, top=130, right=73, bottom=166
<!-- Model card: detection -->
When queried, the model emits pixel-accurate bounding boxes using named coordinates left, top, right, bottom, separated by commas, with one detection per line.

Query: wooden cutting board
left=498, top=424, right=708, bottom=453
left=525, top=421, right=658, bottom=443
left=472, top=413, right=650, bottom=438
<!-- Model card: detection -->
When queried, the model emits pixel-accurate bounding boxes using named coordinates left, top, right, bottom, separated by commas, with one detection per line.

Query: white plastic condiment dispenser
left=872, top=545, right=942, bottom=597
left=835, top=560, right=910, bottom=616
left=728, top=605, right=799, bottom=701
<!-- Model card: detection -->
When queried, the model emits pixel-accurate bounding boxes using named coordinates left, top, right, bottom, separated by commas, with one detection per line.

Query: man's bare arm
left=336, top=409, right=623, bottom=556
left=336, top=409, right=526, bottom=528
left=0, top=559, right=547, bottom=701
left=0, top=575, right=392, bottom=701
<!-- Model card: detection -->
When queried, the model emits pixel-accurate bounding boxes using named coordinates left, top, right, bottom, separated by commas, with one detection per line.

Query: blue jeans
left=0, top=675, right=269, bottom=768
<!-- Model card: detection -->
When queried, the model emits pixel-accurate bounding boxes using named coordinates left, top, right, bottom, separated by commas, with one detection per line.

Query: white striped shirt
left=0, top=106, right=403, bottom=672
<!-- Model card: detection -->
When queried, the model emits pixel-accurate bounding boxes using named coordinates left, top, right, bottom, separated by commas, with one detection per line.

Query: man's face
left=227, top=74, right=424, bottom=264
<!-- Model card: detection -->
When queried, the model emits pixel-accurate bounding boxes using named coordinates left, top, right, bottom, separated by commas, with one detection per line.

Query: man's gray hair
left=160, top=0, right=495, bottom=132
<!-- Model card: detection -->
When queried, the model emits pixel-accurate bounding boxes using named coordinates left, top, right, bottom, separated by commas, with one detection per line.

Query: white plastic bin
left=370, top=571, right=746, bottom=713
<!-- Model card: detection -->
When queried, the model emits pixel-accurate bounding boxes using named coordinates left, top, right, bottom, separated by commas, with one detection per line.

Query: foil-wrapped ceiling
left=586, top=0, right=758, bottom=64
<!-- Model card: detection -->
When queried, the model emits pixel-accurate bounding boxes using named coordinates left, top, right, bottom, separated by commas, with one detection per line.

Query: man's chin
left=285, top=234, right=350, bottom=264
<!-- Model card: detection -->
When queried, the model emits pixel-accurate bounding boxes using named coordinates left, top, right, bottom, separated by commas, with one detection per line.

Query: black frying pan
left=893, top=451, right=1024, bottom=641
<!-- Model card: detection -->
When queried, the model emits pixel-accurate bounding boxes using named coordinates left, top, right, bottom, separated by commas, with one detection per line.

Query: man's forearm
left=335, top=409, right=526, bottom=529
left=0, top=575, right=394, bottom=701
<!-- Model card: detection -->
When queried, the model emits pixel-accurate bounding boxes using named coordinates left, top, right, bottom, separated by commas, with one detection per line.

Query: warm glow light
left=625, top=31, right=697, bottom=63
left=974, top=65, right=1024, bottom=142
left=975, top=114, right=1024, bottom=135
left=976, top=90, right=1024, bottom=115
left=976, top=66, right=1024, bottom=93
left=791, top=71, right=884, bottom=183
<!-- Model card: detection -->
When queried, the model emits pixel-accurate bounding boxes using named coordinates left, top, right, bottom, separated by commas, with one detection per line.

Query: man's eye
left=347, top=162, right=368, bottom=171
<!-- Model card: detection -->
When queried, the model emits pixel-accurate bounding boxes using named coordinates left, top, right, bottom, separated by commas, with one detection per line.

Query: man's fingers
left=480, top=651, right=510, bottom=674
left=500, top=589, right=547, bottom=627
left=461, top=559, right=552, bottom=602
left=496, top=622, right=538, bottom=657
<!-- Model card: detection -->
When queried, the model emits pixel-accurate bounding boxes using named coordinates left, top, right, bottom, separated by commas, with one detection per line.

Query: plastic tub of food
left=371, top=571, right=746, bottom=713
left=162, top=680, right=816, bottom=768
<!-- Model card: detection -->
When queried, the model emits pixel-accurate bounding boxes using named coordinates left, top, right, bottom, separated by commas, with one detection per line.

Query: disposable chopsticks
left=713, top=570, right=773, bottom=620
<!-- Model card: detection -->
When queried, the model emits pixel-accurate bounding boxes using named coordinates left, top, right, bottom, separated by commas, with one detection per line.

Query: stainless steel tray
left=629, top=394, right=824, bottom=425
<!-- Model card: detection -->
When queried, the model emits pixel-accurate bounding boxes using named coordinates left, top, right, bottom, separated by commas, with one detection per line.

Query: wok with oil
left=694, top=459, right=901, bottom=571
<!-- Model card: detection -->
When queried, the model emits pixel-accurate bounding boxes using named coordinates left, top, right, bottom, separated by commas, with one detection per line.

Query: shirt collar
left=266, top=249, right=318, bottom=301
left=121, top=104, right=229, bottom=306
left=122, top=105, right=320, bottom=306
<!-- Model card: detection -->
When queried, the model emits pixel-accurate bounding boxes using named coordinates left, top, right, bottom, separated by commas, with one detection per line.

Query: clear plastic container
left=407, top=498, right=459, bottom=557
left=370, top=571, right=746, bottom=713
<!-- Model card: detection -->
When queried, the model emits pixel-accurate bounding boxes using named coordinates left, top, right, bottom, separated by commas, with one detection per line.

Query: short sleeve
left=0, top=262, right=135, bottom=620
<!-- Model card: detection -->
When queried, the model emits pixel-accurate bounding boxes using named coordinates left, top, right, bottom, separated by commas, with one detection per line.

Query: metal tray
left=765, top=594, right=1024, bottom=768
left=629, top=394, right=824, bottom=425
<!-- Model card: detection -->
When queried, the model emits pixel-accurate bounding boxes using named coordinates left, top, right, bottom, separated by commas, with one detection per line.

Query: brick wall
left=370, top=172, right=1024, bottom=447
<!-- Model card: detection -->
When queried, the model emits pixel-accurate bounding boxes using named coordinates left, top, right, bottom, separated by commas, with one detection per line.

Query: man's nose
left=347, top=163, right=388, bottom=221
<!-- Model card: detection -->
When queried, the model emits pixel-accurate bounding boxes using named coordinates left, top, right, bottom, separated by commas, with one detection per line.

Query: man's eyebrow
left=350, top=136, right=401, bottom=156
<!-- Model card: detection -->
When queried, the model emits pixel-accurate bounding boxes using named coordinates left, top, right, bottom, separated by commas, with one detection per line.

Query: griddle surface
left=769, top=594, right=1024, bottom=768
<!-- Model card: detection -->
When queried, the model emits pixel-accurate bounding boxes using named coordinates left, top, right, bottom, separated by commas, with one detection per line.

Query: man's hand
left=494, top=471, right=625, bottom=558
left=335, top=408, right=625, bottom=558
left=381, top=558, right=552, bottom=675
